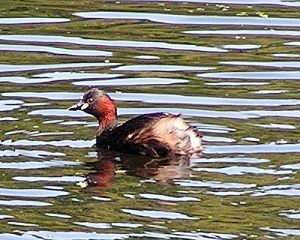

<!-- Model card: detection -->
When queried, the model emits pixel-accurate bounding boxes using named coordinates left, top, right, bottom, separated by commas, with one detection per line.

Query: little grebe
left=69, top=88, right=203, bottom=157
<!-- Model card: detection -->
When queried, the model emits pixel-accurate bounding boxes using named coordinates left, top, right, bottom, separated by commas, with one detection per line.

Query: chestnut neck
left=95, top=95, right=117, bottom=135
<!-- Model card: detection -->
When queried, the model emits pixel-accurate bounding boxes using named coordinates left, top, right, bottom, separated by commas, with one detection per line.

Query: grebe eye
left=88, top=98, right=93, bottom=103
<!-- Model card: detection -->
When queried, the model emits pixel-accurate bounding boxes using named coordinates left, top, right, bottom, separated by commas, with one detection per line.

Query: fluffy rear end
left=152, top=116, right=203, bottom=155
left=122, top=114, right=203, bottom=157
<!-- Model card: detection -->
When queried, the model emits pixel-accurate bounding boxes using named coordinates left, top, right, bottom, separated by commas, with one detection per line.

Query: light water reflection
left=204, top=81, right=269, bottom=86
left=122, top=209, right=198, bottom=220
left=0, top=18, right=70, bottom=24
left=0, top=230, right=239, bottom=240
left=0, top=44, right=113, bottom=57
left=0, top=160, right=80, bottom=170
left=0, top=149, right=65, bottom=158
left=13, top=176, right=85, bottom=182
left=0, top=139, right=95, bottom=148
left=146, top=0, right=300, bottom=7
left=28, top=107, right=300, bottom=120
left=139, top=193, right=200, bottom=202
left=279, top=210, right=300, bottom=220
left=262, top=227, right=300, bottom=237
left=73, top=77, right=189, bottom=86
left=0, top=34, right=227, bottom=52
left=4, top=91, right=300, bottom=107
left=221, top=61, right=300, bottom=68
left=1, top=0, right=300, bottom=239
left=193, top=166, right=293, bottom=175
left=74, top=11, right=300, bottom=27
left=192, top=157, right=270, bottom=163
left=134, top=55, right=160, bottom=60
left=175, top=179, right=256, bottom=189
left=0, top=200, right=52, bottom=207
left=0, top=72, right=123, bottom=84
left=0, top=62, right=120, bottom=73
left=221, top=44, right=262, bottom=50
left=199, top=71, right=300, bottom=79
left=252, top=184, right=300, bottom=196
left=185, top=29, right=300, bottom=37
left=0, top=188, right=69, bottom=198
left=113, top=64, right=214, bottom=72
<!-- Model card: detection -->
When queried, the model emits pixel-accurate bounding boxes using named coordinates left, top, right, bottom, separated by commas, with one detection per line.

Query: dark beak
left=68, top=100, right=89, bottom=111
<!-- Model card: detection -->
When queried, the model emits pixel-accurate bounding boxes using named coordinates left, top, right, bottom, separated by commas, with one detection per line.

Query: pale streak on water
left=0, top=1, right=300, bottom=239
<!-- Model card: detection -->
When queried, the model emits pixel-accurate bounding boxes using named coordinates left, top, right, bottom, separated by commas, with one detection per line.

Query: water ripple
left=0, top=18, right=69, bottom=24
left=13, top=176, right=85, bottom=183
left=221, top=61, right=300, bottom=68
left=0, top=200, right=51, bottom=207
left=73, top=11, right=300, bottom=27
left=0, top=160, right=79, bottom=170
left=28, top=107, right=300, bottom=120
left=281, top=163, right=300, bottom=170
left=0, top=100, right=23, bottom=111
left=253, top=184, right=300, bottom=197
left=153, top=0, right=300, bottom=7
left=110, top=92, right=300, bottom=107
left=74, top=222, right=111, bottom=229
left=175, top=180, right=256, bottom=189
left=134, top=55, right=160, bottom=60
left=184, top=29, right=300, bottom=37
left=0, top=149, right=65, bottom=158
left=205, top=82, right=268, bottom=86
left=221, top=44, right=261, bottom=50
left=0, top=62, right=120, bottom=73
left=0, top=231, right=128, bottom=240
left=0, top=139, right=95, bottom=148
left=285, top=41, right=300, bottom=47
left=139, top=193, right=200, bottom=202
left=206, top=191, right=253, bottom=196
left=8, top=222, right=38, bottom=227
left=122, top=209, right=198, bottom=220
left=192, top=157, right=269, bottom=164
left=0, top=117, right=18, bottom=121
left=199, top=71, right=300, bottom=80
left=0, top=72, right=122, bottom=84
left=273, top=53, right=300, bottom=58
left=279, top=210, right=300, bottom=220
left=193, top=166, right=292, bottom=175
left=0, top=44, right=112, bottom=57
left=9, top=91, right=300, bottom=107
left=132, top=231, right=237, bottom=239
left=0, top=230, right=237, bottom=240
left=0, top=188, right=68, bottom=198
left=113, top=64, right=214, bottom=72
left=206, top=143, right=300, bottom=154
left=249, top=123, right=296, bottom=130
left=45, top=213, right=72, bottom=219
left=73, top=77, right=189, bottom=86
left=2, top=92, right=81, bottom=100
left=262, top=227, right=300, bottom=237
left=0, top=34, right=227, bottom=53
left=0, top=215, right=13, bottom=220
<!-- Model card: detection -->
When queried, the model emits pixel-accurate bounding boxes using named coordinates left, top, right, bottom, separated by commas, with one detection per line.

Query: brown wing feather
left=97, top=113, right=202, bottom=157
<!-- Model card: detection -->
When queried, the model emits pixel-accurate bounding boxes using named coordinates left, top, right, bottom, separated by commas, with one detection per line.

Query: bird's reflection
left=84, top=149, right=194, bottom=189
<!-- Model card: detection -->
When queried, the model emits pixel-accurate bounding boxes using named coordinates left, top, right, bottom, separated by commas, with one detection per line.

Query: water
left=0, top=35, right=227, bottom=53
left=0, top=18, right=70, bottom=24
left=141, top=0, right=300, bottom=7
left=0, top=44, right=113, bottom=57
left=0, top=0, right=300, bottom=239
left=185, top=29, right=300, bottom=37
left=73, top=11, right=300, bottom=27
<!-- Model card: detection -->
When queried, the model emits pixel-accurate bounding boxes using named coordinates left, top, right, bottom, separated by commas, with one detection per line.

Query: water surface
left=74, top=11, right=300, bottom=27
left=0, top=0, right=299, bottom=239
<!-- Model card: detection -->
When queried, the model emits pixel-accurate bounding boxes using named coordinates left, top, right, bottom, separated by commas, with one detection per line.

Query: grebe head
left=69, top=88, right=117, bottom=130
